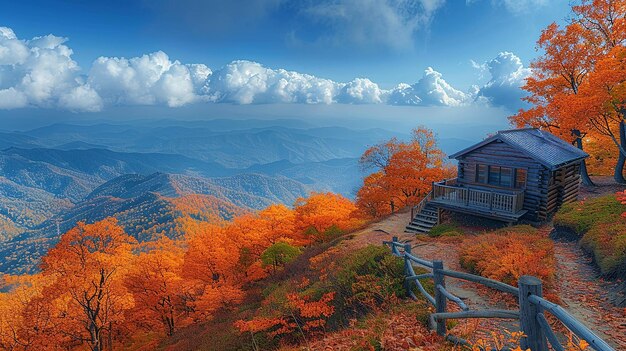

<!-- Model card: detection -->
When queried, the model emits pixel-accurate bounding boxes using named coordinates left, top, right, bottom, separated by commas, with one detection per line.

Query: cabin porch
left=429, top=178, right=527, bottom=222
left=407, top=178, right=528, bottom=233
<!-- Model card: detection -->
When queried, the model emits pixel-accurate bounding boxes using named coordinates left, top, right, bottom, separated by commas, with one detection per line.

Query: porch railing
left=432, top=178, right=525, bottom=214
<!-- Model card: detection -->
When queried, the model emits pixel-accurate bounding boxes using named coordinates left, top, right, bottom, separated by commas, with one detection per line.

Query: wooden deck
left=429, top=179, right=527, bottom=222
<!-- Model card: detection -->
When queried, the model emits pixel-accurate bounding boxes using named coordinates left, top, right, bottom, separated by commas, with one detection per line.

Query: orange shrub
left=459, top=226, right=556, bottom=288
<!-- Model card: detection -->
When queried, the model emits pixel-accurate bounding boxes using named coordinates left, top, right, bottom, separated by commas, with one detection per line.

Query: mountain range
left=0, top=118, right=474, bottom=274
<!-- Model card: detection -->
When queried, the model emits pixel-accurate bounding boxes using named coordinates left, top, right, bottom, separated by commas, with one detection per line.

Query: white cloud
left=388, top=83, right=422, bottom=105
left=0, top=25, right=529, bottom=113
left=303, top=0, right=446, bottom=49
left=0, top=87, right=27, bottom=109
left=208, top=60, right=339, bottom=104
left=388, top=67, right=469, bottom=106
left=475, top=51, right=531, bottom=111
left=88, top=51, right=210, bottom=107
left=58, top=84, right=103, bottom=112
left=0, top=27, right=99, bottom=111
left=338, top=78, right=386, bottom=104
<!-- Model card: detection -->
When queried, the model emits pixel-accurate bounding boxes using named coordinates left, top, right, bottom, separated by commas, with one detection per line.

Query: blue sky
left=0, top=0, right=571, bottom=126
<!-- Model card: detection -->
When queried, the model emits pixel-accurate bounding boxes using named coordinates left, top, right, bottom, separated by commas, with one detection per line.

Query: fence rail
left=410, top=189, right=433, bottom=220
left=382, top=237, right=615, bottom=351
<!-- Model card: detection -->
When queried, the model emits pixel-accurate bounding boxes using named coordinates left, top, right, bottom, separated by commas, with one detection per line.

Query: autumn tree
left=125, top=237, right=192, bottom=336
left=511, top=21, right=598, bottom=185
left=181, top=221, right=245, bottom=319
left=256, top=204, right=296, bottom=245
left=40, top=218, right=136, bottom=351
left=356, top=127, right=448, bottom=217
left=0, top=274, right=58, bottom=351
left=293, top=192, right=362, bottom=242
left=513, top=0, right=626, bottom=183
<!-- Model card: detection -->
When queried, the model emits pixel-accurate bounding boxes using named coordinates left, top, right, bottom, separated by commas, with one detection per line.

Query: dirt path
left=336, top=210, right=519, bottom=341
left=336, top=208, right=625, bottom=346
left=553, top=240, right=626, bottom=348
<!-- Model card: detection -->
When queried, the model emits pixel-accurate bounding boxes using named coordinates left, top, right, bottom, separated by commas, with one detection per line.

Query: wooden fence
left=383, top=237, right=615, bottom=351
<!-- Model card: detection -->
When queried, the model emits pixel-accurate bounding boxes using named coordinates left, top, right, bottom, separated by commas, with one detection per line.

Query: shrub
left=331, top=245, right=406, bottom=307
left=428, top=223, right=461, bottom=237
left=459, top=226, right=556, bottom=287
left=261, top=242, right=302, bottom=273
left=235, top=245, right=413, bottom=346
left=322, top=224, right=345, bottom=242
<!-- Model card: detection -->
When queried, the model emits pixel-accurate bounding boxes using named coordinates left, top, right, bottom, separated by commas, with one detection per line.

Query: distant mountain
left=0, top=147, right=313, bottom=242
left=2, top=147, right=232, bottom=181
left=14, top=122, right=401, bottom=168
left=0, top=171, right=311, bottom=274
left=88, top=172, right=310, bottom=210
left=0, top=177, right=73, bottom=240
left=0, top=132, right=40, bottom=149
left=246, top=157, right=362, bottom=197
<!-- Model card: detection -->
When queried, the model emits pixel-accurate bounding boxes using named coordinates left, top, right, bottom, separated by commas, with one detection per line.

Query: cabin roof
left=449, top=128, right=589, bottom=170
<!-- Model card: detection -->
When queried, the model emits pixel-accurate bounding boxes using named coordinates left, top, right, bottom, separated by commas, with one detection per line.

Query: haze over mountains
left=0, top=118, right=474, bottom=273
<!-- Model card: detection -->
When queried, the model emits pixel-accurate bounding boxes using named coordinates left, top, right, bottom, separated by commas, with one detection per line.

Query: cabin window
left=475, top=164, right=515, bottom=187
left=515, top=169, right=527, bottom=189
left=476, top=164, right=488, bottom=184
left=488, top=166, right=513, bottom=187
left=500, top=167, right=513, bottom=187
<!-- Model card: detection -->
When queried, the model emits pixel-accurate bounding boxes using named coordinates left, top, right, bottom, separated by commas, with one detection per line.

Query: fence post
left=433, top=260, right=447, bottom=336
left=403, top=244, right=412, bottom=297
left=518, top=275, right=547, bottom=351
left=391, top=236, right=399, bottom=256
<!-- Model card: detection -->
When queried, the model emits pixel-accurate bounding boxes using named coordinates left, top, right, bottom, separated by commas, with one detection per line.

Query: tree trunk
left=615, top=121, right=626, bottom=184
left=572, top=129, right=594, bottom=186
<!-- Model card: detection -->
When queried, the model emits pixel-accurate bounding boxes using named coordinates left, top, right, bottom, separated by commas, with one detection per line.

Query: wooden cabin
left=406, top=128, right=589, bottom=234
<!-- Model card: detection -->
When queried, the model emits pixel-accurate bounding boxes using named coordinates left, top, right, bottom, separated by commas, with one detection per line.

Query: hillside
left=0, top=146, right=324, bottom=241
left=0, top=172, right=269, bottom=274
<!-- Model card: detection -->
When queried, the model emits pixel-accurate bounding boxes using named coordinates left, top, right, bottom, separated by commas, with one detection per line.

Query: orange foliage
left=356, top=127, right=448, bottom=217
left=0, top=184, right=365, bottom=350
left=512, top=0, right=626, bottom=178
left=32, top=218, right=137, bottom=350
left=294, top=192, right=362, bottom=242
left=234, top=292, right=336, bottom=338
left=459, top=227, right=556, bottom=288
left=125, top=237, right=192, bottom=336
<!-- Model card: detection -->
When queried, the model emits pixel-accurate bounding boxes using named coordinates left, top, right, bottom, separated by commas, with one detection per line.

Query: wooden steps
left=405, top=204, right=439, bottom=234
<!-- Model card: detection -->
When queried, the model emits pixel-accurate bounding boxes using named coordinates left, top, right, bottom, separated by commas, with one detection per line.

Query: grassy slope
left=126, top=212, right=445, bottom=351
left=554, top=194, right=626, bottom=278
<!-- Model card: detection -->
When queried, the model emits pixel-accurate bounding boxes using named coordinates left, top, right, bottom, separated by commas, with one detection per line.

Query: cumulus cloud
left=474, top=51, right=531, bottom=111
left=338, top=78, right=386, bottom=104
left=0, top=26, right=529, bottom=112
left=303, top=0, right=446, bottom=49
left=208, top=60, right=339, bottom=104
left=388, top=67, right=469, bottom=106
left=0, top=27, right=100, bottom=111
left=88, top=51, right=210, bottom=107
